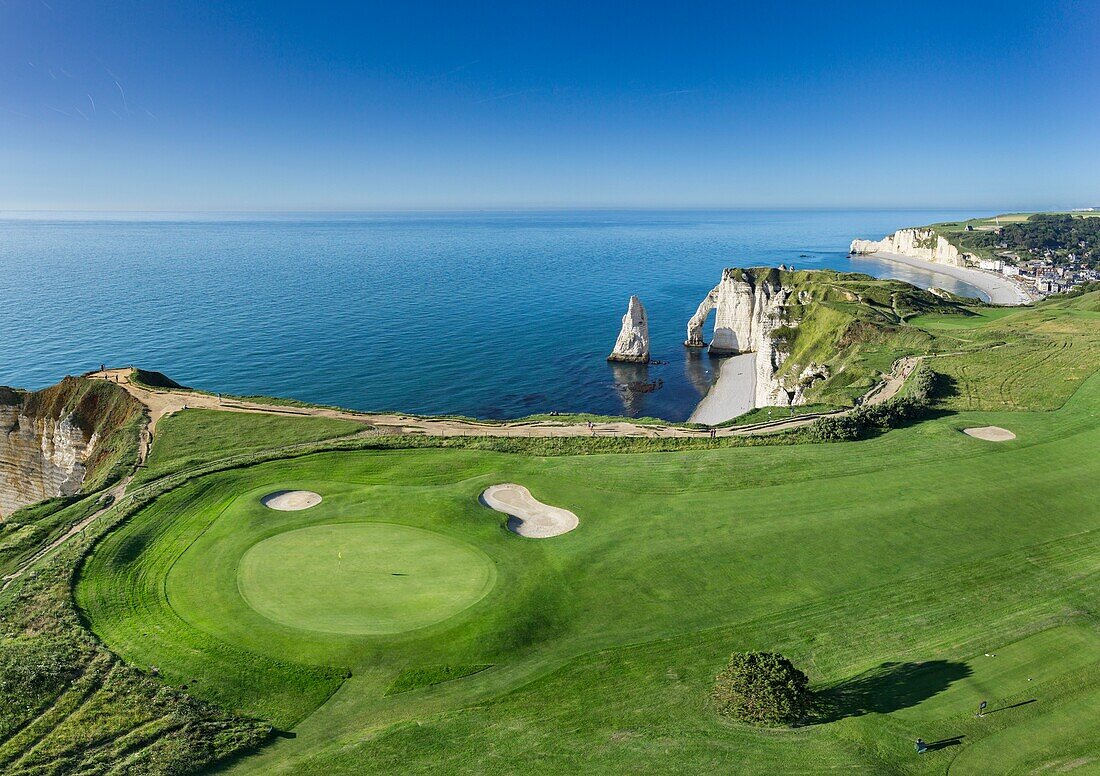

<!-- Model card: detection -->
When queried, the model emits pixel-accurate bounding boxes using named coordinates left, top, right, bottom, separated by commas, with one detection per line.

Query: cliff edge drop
left=685, top=267, right=828, bottom=411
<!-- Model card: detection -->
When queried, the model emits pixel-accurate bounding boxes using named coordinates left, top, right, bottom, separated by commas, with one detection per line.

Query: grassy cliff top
left=726, top=268, right=972, bottom=405
left=0, top=386, right=22, bottom=406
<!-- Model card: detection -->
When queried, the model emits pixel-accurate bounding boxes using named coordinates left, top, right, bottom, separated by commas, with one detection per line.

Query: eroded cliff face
left=0, top=404, right=94, bottom=516
left=849, top=228, right=975, bottom=267
left=686, top=268, right=826, bottom=408
left=0, top=377, right=142, bottom=518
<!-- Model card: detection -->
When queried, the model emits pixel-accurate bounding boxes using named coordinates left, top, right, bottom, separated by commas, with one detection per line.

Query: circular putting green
left=237, top=522, right=495, bottom=635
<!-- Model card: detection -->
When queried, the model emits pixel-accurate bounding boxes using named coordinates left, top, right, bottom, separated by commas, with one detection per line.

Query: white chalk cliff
left=608, top=295, right=650, bottom=363
left=0, top=404, right=94, bottom=517
left=849, top=228, right=975, bottom=267
left=686, top=268, right=826, bottom=408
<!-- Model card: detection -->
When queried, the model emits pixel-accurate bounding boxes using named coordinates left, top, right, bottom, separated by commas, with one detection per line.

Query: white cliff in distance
left=608, top=295, right=650, bottom=363
left=849, top=228, right=976, bottom=267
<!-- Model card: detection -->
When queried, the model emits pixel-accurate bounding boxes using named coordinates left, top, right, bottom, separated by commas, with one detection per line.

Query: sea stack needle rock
left=608, top=295, right=650, bottom=363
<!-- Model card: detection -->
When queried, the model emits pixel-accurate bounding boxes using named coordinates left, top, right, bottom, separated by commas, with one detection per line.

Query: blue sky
left=1, top=1, right=1098, bottom=210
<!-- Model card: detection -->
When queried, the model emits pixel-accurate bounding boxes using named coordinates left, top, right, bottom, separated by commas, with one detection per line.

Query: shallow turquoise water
left=0, top=209, right=990, bottom=420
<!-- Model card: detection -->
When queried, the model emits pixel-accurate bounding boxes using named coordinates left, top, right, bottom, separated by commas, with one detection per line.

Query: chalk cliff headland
left=685, top=267, right=830, bottom=409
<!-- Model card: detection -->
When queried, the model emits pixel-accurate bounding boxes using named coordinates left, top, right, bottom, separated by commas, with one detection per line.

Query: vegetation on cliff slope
left=763, top=269, right=968, bottom=406
left=0, top=500, right=271, bottom=775
left=19, top=377, right=145, bottom=492
left=916, top=211, right=1100, bottom=267
left=0, top=378, right=144, bottom=577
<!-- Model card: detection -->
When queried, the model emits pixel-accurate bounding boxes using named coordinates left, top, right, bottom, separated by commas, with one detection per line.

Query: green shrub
left=712, top=651, right=811, bottom=725
left=808, top=366, right=936, bottom=442
left=805, top=414, right=861, bottom=441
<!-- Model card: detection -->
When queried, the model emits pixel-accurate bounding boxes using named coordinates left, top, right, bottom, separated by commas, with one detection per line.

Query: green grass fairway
left=908, top=307, right=1022, bottom=329
left=238, top=523, right=495, bottom=635
left=74, top=368, right=1100, bottom=773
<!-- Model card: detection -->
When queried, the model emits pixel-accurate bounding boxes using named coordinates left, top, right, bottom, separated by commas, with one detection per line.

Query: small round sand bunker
left=481, top=484, right=579, bottom=538
left=261, top=490, right=323, bottom=511
left=962, top=426, right=1016, bottom=442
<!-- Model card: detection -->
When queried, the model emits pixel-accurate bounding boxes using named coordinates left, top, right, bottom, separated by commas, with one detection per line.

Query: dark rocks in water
left=616, top=378, right=663, bottom=394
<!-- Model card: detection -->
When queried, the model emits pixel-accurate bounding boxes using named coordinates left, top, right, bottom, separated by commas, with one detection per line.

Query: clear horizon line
left=0, top=204, right=1076, bottom=215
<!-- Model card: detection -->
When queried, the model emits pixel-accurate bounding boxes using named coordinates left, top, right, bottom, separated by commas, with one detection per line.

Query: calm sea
left=0, top=209, right=991, bottom=421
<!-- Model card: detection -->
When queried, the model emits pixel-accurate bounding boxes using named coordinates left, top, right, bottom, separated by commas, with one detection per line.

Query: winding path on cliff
left=88, top=362, right=918, bottom=440
left=0, top=359, right=918, bottom=592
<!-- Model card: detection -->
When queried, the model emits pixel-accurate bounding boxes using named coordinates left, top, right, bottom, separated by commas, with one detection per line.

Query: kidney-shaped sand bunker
left=261, top=490, right=323, bottom=510
left=481, top=484, right=579, bottom=538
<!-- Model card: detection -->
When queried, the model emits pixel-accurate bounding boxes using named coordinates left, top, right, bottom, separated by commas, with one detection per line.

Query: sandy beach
left=869, top=251, right=1032, bottom=306
left=688, top=353, right=757, bottom=425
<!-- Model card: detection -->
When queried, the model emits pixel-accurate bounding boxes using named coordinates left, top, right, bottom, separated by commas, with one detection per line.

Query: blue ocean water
left=0, top=209, right=991, bottom=421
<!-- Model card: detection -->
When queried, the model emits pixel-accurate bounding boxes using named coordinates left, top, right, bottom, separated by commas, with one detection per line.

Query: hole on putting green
left=237, top=523, right=495, bottom=635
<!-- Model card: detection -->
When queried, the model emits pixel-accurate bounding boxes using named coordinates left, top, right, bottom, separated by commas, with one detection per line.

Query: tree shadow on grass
left=812, top=660, right=972, bottom=723
left=930, top=373, right=959, bottom=404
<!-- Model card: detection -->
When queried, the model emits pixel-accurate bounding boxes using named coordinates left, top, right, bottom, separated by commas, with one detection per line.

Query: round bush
left=712, top=651, right=811, bottom=724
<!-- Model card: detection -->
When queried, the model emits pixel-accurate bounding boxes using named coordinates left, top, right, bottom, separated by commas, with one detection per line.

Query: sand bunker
left=481, top=484, right=579, bottom=538
left=261, top=490, right=323, bottom=510
left=963, top=426, right=1016, bottom=442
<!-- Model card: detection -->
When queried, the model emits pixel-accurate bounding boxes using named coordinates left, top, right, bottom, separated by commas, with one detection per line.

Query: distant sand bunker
left=481, top=484, right=579, bottom=538
left=261, top=490, right=323, bottom=510
left=963, top=426, right=1016, bottom=442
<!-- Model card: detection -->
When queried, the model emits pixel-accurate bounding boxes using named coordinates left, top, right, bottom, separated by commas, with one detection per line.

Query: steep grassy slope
left=763, top=270, right=968, bottom=405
